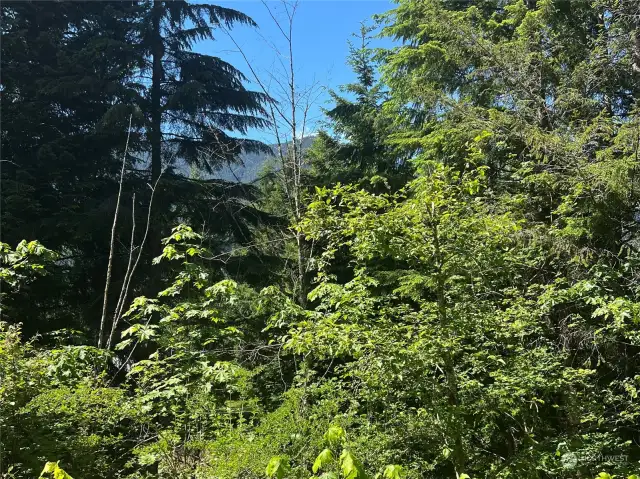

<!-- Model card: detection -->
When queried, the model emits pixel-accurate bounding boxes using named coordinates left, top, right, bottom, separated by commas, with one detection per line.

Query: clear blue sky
left=195, top=1, right=396, bottom=143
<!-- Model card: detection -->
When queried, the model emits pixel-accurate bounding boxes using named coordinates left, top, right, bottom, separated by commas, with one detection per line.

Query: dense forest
left=2, top=0, right=640, bottom=478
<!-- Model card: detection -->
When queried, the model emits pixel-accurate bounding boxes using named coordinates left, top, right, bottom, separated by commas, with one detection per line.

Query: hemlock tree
left=0, top=1, right=145, bottom=334
left=309, top=23, right=406, bottom=188
left=136, top=0, right=270, bottom=181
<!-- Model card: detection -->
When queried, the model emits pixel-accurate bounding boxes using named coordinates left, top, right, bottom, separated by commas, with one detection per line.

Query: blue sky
left=195, top=1, right=396, bottom=142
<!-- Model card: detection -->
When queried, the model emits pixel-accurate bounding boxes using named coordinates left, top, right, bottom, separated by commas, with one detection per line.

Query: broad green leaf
left=340, top=450, right=364, bottom=479
left=313, top=448, right=335, bottom=473
left=383, top=465, right=405, bottom=479
left=40, top=462, right=73, bottom=479
left=40, top=463, right=57, bottom=475
left=266, top=456, right=291, bottom=479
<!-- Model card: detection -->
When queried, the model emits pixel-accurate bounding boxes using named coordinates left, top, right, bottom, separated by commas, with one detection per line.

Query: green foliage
left=267, top=157, right=638, bottom=477
left=0, top=241, right=57, bottom=321
left=4, top=0, right=640, bottom=478
left=313, top=448, right=335, bottom=473
left=112, top=225, right=277, bottom=476
left=39, top=462, right=73, bottom=479
left=0, top=241, right=57, bottom=290
left=264, top=426, right=407, bottom=479
left=266, top=456, right=291, bottom=479
left=200, top=382, right=349, bottom=479
left=309, top=23, right=407, bottom=189
left=0, top=322, right=140, bottom=478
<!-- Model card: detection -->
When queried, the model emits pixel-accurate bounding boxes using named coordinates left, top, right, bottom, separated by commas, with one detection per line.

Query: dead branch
left=98, top=114, right=132, bottom=349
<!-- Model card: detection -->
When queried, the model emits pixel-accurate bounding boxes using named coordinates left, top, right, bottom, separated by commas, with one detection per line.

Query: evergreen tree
left=0, top=1, right=273, bottom=337
left=1, top=1, right=146, bottom=334
left=136, top=0, right=271, bottom=181
left=125, top=0, right=277, bottom=315
left=374, top=0, right=640, bottom=474
left=309, top=23, right=407, bottom=188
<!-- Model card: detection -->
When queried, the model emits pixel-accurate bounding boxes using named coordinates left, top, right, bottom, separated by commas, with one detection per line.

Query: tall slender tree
left=309, top=23, right=406, bottom=188
left=137, top=1, right=271, bottom=181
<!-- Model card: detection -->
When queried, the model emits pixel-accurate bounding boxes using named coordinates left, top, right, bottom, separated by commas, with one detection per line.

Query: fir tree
left=309, top=23, right=406, bottom=188
left=136, top=0, right=271, bottom=181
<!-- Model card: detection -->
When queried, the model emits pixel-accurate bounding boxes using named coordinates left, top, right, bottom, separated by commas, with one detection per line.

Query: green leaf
left=383, top=465, right=405, bottom=479
left=40, top=463, right=57, bottom=476
left=115, top=338, right=133, bottom=350
left=40, top=462, right=73, bottom=479
left=313, top=448, right=335, bottom=473
left=324, top=425, right=346, bottom=445
left=340, top=450, right=364, bottom=479
left=266, top=456, right=291, bottom=479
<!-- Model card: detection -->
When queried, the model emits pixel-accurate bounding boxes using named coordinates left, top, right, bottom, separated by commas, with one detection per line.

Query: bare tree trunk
left=221, top=0, right=320, bottom=308
left=98, top=115, right=132, bottom=349
left=296, top=235, right=308, bottom=308
left=633, top=29, right=640, bottom=74
left=106, top=173, right=162, bottom=350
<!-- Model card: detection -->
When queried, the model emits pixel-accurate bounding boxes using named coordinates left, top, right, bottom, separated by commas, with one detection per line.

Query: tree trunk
left=150, top=0, right=163, bottom=182
left=296, top=232, right=309, bottom=308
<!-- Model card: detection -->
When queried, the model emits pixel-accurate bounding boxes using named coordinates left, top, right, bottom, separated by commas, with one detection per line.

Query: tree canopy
left=2, top=1, right=640, bottom=478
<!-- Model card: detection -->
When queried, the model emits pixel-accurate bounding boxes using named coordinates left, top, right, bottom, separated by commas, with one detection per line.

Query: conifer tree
left=136, top=0, right=270, bottom=181
left=0, top=1, right=273, bottom=336
left=1, top=1, right=145, bottom=333
left=309, top=23, right=405, bottom=187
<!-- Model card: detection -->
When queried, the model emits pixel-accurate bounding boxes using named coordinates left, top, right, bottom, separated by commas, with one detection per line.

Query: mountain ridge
left=213, top=136, right=316, bottom=183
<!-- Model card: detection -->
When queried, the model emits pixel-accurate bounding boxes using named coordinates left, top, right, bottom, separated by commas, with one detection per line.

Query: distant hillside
left=214, top=136, right=316, bottom=183
left=169, top=136, right=316, bottom=183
